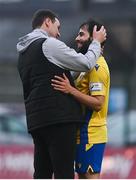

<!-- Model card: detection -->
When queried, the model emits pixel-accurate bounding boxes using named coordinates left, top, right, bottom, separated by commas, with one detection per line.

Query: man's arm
left=51, top=73, right=105, bottom=111
left=42, top=25, right=106, bottom=72
left=43, top=38, right=100, bottom=72
left=65, top=86, right=105, bottom=112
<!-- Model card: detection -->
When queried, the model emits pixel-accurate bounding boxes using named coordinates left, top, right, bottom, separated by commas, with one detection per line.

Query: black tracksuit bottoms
left=30, top=123, right=79, bottom=179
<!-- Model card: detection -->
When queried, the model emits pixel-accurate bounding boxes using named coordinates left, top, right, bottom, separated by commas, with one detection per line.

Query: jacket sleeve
left=42, top=37, right=101, bottom=72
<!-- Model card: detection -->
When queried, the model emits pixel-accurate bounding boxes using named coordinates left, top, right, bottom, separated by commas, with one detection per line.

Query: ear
left=44, top=18, right=51, bottom=27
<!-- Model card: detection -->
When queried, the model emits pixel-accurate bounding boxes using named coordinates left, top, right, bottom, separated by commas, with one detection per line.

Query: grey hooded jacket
left=17, top=28, right=101, bottom=72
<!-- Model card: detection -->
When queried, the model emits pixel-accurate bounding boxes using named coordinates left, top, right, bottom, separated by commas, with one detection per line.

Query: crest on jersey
left=95, top=64, right=100, bottom=71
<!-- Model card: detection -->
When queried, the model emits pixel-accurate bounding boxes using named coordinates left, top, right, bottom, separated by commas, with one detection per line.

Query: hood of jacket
left=16, top=29, right=49, bottom=53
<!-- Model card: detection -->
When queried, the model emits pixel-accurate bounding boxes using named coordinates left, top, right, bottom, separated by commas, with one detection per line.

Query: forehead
left=78, top=26, right=89, bottom=35
left=80, top=24, right=88, bottom=31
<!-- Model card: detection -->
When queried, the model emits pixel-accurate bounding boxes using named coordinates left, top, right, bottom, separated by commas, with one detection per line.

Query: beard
left=77, top=39, right=92, bottom=55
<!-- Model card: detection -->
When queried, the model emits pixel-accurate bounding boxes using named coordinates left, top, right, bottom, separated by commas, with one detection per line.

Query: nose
left=75, top=35, right=80, bottom=42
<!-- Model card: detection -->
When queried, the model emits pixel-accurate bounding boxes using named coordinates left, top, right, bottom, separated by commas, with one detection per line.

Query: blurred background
left=0, top=0, right=136, bottom=178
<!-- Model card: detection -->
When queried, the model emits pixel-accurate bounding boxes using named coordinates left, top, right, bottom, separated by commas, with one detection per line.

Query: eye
left=79, top=32, right=84, bottom=37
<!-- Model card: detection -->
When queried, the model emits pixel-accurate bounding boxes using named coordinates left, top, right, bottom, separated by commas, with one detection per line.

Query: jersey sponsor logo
left=89, top=82, right=103, bottom=91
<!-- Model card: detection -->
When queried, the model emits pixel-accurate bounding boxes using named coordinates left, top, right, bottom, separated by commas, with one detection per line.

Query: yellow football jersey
left=76, top=56, right=110, bottom=144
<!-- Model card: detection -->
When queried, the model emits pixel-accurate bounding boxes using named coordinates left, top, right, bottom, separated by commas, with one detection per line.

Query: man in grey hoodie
left=17, top=9, right=106, bottom=179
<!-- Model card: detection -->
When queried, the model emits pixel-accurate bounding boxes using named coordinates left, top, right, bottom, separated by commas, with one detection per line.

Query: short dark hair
left=80, top=18, right=106, bottom=46
left=32, top=9, right=58, bottom=30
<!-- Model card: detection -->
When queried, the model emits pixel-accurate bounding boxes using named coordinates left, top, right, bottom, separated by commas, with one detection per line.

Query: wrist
left=92, top=39, right=100, bottom=44
left=69, top=86, right=77, bottom=95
